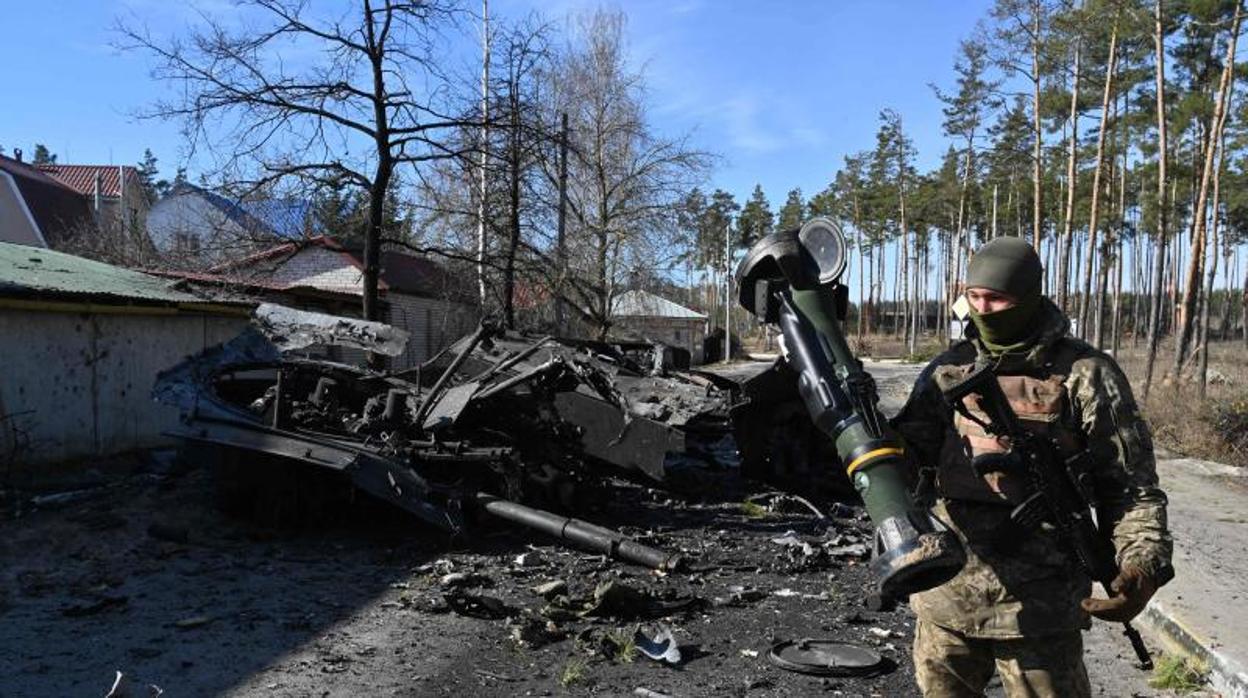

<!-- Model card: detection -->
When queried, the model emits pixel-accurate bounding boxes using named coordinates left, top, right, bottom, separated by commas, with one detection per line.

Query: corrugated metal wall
left=385, top=293, right=478, bottom=368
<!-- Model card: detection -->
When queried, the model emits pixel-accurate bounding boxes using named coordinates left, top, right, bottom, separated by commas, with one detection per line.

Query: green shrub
left=559, top=657, right=588, bottom=687
left=740, top=501, right=769, bottom=519
left=1147, top=654, right=1209, bottom=694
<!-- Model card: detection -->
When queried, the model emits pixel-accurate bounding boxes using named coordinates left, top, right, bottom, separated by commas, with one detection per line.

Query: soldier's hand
left=1080, top=566, right=1157, bottom=623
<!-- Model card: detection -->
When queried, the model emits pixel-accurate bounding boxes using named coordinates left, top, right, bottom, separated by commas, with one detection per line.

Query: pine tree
left=31, top=144, right=56, bottom=165
left=678, top=187, right=709, bottom=263
left=703, top=189, right=739, bottom=264
left=934, top=37, right=997, bottom=331
left=137, top=149, right=163, bottom=204
left=777, top=188, right=805, bottom=229
left=738, top=184, right=774, bottom=247
left=990, top=0, right=1056, bottom=247
left=806, top=185, right=839, bottom=219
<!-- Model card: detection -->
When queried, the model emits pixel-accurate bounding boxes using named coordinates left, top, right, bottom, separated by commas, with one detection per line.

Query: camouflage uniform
left=892, top=298, right=1172, bottom=697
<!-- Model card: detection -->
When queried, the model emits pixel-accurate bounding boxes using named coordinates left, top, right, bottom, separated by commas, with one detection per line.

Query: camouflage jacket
left=891, top=299, right=1173, bottom=638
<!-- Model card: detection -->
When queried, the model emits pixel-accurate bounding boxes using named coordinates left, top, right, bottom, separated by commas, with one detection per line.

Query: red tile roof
left=36, top=164, right=138, bottom=198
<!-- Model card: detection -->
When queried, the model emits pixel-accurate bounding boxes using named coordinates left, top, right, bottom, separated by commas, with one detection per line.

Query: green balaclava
left=965, top=237, right=1044, bottom=354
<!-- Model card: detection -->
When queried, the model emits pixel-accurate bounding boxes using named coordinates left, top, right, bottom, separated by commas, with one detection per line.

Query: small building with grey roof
left=610, top=289, right=708, bottom=365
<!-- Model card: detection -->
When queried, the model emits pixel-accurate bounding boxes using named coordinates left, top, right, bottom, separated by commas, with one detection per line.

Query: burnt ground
left=0, top=460, right=917, bottom=698
left=0, top=360, right=1171, bottom=697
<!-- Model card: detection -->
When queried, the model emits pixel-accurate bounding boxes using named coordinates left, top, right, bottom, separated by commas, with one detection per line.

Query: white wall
left=0, top=172, right=46, bottom=247
left=0, top=308, right=246, bottom=474
left=146, top=192, right=245, bottom=255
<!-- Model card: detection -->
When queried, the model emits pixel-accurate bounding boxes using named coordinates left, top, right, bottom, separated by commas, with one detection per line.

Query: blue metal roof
left=174, top=184, right=320, bottom=240
left=241, top=198, right=319, bottom=239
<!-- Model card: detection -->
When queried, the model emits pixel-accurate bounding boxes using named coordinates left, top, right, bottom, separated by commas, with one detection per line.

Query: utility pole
left=555, top=112, right=569, bottom=334
left=724, top=222, right=731, bottom=363
left=477, top=0, right=490, bottom=308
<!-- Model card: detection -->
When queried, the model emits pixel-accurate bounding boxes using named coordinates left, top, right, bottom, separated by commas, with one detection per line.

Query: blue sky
left=1, top=0, right=993, bottom=209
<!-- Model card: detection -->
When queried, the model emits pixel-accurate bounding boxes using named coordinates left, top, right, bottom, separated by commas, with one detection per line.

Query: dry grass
left=1113, top=339, right=1248, bottom=467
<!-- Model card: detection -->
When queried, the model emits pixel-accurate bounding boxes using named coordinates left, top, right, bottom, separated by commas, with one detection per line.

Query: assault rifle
left=941, top=362, right=1153, bottom=669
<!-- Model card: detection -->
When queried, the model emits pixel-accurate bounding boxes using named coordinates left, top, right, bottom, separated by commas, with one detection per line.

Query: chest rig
left=933, top=363, right=1085, bottom=505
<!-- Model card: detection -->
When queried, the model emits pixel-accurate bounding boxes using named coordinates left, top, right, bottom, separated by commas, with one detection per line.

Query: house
left=0, top=241, right=251, bottom=479
left=37, top=162, right=148, bottom=235
left=0, top=153, right=95, bottom=248
left=610, top=289, right=708, bottom=364
left=146, top=183, right=316, bottom=259
left=199, top=236, right=477, bottom=369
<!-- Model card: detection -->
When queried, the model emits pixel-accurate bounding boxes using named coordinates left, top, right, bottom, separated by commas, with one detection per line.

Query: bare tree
left=534, top=10, right=710, bottom=339
left=493, top=16, right=555, bottom=328
left=120, top=0, right=480, bottom=322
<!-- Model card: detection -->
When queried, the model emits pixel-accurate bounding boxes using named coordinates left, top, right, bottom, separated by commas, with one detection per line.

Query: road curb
left=1137, top=599, right=1248, bottom=698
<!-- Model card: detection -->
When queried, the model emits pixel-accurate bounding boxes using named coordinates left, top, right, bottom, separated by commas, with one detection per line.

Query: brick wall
left=263, top=247, right=364, bottom=293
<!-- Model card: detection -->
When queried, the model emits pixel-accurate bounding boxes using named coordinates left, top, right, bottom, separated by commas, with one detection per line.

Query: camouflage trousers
left=912, top=620, right=1091, bottom=698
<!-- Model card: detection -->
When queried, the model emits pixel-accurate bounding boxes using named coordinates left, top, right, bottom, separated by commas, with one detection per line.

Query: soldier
left=891, top=237, right=1173, bottom=697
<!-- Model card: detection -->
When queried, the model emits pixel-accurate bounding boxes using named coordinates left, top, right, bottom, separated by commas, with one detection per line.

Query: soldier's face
left=966, top=287, right=1017, bottom=315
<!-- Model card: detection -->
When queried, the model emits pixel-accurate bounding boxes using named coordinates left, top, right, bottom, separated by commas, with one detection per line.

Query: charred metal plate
left=767, top=639, right=885, bottom=677
left=554, top=392, right=684, bottom=481
left=422, top=382, right=481, bottom=431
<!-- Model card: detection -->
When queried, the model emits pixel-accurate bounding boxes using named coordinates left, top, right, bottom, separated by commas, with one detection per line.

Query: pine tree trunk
left=1199, top=226, right=1218, bottom=397
left=1173, top=4, right=1240, bottom=385
left=893, top=240, right=902, bottom=337
left=952, top=146, right=973, bottom=329
left=1218, top=249, right=1234, bottom=340
left=1059, top=37, right=1083, bottom=313
left=1135, top=236, right=1150, bottom=347
left=900, top=182, right=913, bottom=353
left=855, top=197, right=865, bottom=343
left=1242, top=255, right=1248, bottom=350
left=867, top=246, right=875, bottom=335
left=1112, top=113, right=1127, bottom=355
left=1078, top=22, right=1119, bottom=340
left=1113, top=237, right=1124, bottom=355
left=1199, top=141, right=1228, bottom=396
left=1143, top=0, right=1169, bottom=400
left=941, top=219, right=952, bottom=342
left=1031, top=0, right=1044, bottom=250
